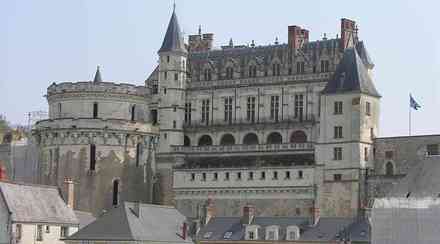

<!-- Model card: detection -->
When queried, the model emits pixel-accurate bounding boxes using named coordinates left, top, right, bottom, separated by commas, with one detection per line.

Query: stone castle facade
left=28, top=9, right=440, bottom=217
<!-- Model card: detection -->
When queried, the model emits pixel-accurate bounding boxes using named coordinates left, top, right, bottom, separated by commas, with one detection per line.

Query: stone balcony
left=171, top=142, right=314, bottom=157
left=187, top=72, right=331, bottom=90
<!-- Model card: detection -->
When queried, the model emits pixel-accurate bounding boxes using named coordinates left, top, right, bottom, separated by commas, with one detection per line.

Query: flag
left=410, top=94, right=421, bottom=110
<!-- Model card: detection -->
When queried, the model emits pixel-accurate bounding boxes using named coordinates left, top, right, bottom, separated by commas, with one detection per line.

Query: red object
left=0, top=165, right=7, bottom=181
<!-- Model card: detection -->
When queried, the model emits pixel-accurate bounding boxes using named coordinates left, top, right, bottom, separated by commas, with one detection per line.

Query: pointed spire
left=198, top=25, right=202, bottom=35
left=158, top=5, right=187, bottom=54
left=93, top=66, right=102, bottom=83
left=229, top=38, right=234, bottom=47
left=275, top=37, right=279, bottom=45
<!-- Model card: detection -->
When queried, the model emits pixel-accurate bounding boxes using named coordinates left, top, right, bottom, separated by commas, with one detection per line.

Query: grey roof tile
left=321, top=47, right=380, bottom=97
left=159, top=10, right=186, bottom=54
left=0, top=181, right=78, bottom=225
left=198, top=216, right=370, bottom=242
left=74, top=210, right=96, bottom=229
left=67, top=202, right=192, bottom=243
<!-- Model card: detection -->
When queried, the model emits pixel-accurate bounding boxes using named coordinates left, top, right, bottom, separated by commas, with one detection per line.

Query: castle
left=27, top=8, right=440, bottom=218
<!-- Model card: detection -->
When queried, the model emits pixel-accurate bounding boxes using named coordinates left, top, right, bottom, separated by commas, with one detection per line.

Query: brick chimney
left=288, top=25, right=309, bottom=50
left=64, top=177, right=75, bottom=208
left=241, top=204, right=256, bottom=225
left=340, top=18, right=358, bottom=50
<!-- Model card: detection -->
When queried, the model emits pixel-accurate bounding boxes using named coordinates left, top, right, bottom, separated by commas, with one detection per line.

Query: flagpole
left=409, top=93, right=411, bottom=136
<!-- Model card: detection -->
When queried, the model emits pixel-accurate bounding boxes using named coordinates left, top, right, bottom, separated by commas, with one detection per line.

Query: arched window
left=198, top=135, right=213, bottom=146
left=385, top=162, right=394, bottom=176
left=220, top=134, right=236, bottom=145
left=272, top=63, right=281, bottom=76
left=290, top=131, right=307, bottom=143
left=112, top=180, right=119, bottom=206
left=243, top=133, right=259, bottom=145
left=184, top=136, right=191, bottom=146
left=267, top=132, right=282, bottom=144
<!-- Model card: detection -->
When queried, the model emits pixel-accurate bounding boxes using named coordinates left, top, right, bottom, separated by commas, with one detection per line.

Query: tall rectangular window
left=321, top=60, right=330, bottom=72
left=90, top=144, right=96, bottom=171
left=334, top=126, right=343, bottom=139
left=366, top=101, right=371, bottom=116
left=333, top=147, right=343, bottom=160
left=270, top=95, right=280, bottom=121
left=60, top=226, right=68, bottom=238
left=131, top=105, right=136, bottom=122
left=294, top=94, right=304, bottom=120
left=152, top=81, right=158, bottom=94
left=224, top=97, right=233, bottom=124
left=185, top=103, right=192, bottom=124
left=201, top=100, right=210, bottom=125
left=364, top=147, right=369, bottom=161
left=37, top=225, right=43, bottom=241
left=334, top=101, right=343, bottom=114
left=15, top=224, right=22, bottom=241
left=272, top=63, right=281, bottom=76
left=151, top=109, right=158, bottom=125
left=296, top=62, right=305, bottom=74
left=93, top=102, right=98, bottom=118
left=136, top=143, right=141, bottom=167
left=58, top=103, right=62, bottom=118
left=247, top=97, right=256, bottom=122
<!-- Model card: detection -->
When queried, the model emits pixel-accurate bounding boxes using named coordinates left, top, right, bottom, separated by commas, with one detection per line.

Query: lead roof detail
left=322, top=47, right=380, bottom=97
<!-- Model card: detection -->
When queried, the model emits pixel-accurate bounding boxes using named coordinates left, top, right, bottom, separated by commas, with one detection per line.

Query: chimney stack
left=64, top=177, right=75, bottom=208
left=340, top=18, right=358, bottom=50
left=309, top=206, right=320, bottom=226
left=202, top=197, right=216, bottom=225
left=288, top=25, right=309, bottom=51
left=241, top=204, right=256, bottom=225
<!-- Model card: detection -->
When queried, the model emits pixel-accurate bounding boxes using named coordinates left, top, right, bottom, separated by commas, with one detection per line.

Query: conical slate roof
left=93, top=66, right=102, bottom=83
left=158, top=9, right=187, bottom=53
left=322, top=48, right=380, bottom=97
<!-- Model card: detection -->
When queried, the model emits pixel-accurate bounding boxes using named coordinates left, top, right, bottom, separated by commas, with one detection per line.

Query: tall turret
left=157, top=7, right=187, bottom=154
left=316, top=47, right=380, bottom=217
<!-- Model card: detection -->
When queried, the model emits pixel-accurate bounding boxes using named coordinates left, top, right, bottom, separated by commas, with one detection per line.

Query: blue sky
left=1, top=0, right=439, bottom=137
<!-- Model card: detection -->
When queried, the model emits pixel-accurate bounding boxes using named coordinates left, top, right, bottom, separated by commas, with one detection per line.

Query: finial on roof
left=275, top=37, right=279, bottom=45
left=198, top=25, right=202, bottom=35
left=251, top=40, right=255, bottom=47
left=323, top=33, right=327, bottom=40
left=93, top=65, right=102, bottom=83
left=173, top=1, right=176, bottom=12
left=229, top=38, right=234, bottom=47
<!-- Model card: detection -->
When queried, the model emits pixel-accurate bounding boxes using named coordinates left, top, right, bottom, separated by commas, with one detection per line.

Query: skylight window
left=224, top=231, right=233, bottom=239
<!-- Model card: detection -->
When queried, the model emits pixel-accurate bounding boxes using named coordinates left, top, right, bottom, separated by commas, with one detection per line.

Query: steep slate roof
left=93, top=66, right=103, bottom=83
left=388, top=156, right=440, bottom=198
left=66, top=202, right=192, bottom=243
left=159, top=10, right=187, bottom=53
left=0, top=181, right=78, bottom=225
left=74, top=210, right=96, bottom=229
left=321, top=47, right=380, bottom=97
left=198, top=216, right=370, bottom=242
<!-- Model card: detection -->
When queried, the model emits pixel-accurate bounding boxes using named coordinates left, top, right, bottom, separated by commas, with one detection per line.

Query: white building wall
left=13, top=223, right=78, bottom=244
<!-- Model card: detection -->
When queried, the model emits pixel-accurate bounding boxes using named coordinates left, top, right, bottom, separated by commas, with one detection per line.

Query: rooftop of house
left=0, top=181, right=78, bottom=225
left=198, top=215, right=370, bottom=242
left=66, top=202, right=192, bottom=243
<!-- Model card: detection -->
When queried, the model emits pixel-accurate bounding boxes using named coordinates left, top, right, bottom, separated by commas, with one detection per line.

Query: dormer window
left=224, top=232, right=233, bottom=239
left=265, top=225, right=279, bottom=240
left=286, top=226, right=300, bottom=240
left=249, top=65, right=257, bottom=77
left=245, top=225, right=260, bottom=240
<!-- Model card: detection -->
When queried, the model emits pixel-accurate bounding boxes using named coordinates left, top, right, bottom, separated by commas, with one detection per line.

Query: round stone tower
left=33, top=67, right=159, bottom=215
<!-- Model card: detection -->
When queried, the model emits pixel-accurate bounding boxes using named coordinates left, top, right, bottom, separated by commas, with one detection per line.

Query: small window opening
left=93, top=102, right=98, bottom=118
left=112, top=180, right=119, bottom=206
left=90, top=144, right=96, bottom=171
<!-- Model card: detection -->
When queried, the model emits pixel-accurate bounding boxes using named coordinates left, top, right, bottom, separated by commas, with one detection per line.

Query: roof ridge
left=0, top=180, right=60, bottom=190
